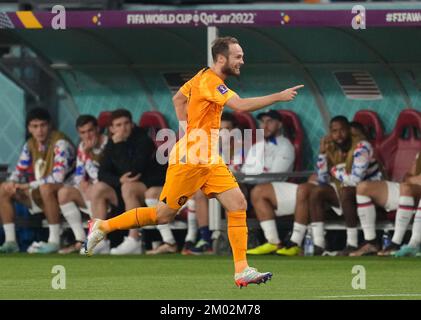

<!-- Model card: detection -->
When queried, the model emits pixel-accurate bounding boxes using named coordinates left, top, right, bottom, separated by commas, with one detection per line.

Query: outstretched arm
left=225, top=85, right=304, bottom=112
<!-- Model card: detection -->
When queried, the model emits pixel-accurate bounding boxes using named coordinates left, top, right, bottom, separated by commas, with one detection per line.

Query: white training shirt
left=241, top=135, right=295, bottom=179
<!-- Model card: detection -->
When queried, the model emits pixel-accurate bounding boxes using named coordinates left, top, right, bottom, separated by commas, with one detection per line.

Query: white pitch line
left=318, top=293, right=421, bottom=298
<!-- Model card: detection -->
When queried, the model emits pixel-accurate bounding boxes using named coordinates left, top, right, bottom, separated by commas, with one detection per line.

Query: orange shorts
left=159, top=161, right=239, bottom=210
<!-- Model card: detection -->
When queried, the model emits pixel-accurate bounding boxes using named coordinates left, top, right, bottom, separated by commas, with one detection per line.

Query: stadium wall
left=0, top=72, right=25, bottom=169
left=2, top=24, right=420, bottom=170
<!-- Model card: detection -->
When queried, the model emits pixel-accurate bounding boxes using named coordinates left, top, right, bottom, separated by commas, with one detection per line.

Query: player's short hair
left=221, top=112, right=238, bottom=128
left=211, top=37, right=239, bottom=62
left=110, top=109, right=132, bottom=124
left=26, top=107, right=51, bottom=127
left=350, top=121, right=367, bottom=136
left=330, top=115, right=349, bottom=128
left=76, top=114, right=98, bottom=129
left=257, top=110, right=283, bottom=122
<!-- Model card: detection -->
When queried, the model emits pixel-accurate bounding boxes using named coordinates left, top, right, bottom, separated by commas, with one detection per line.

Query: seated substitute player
left=90, top=109, right=167, bottom=255
left=351, top=151, right=421, bottom=256
left=57, top=115, right=108, bottom=254
left=243, top=110, right=296, bottom=255
left=84, top=36, right=304, bottom=287
left=0, top=108, right=75, bottom=253
left=248, top=116, right=359, bottom=256
left=278, top=116, right=382, bottom=256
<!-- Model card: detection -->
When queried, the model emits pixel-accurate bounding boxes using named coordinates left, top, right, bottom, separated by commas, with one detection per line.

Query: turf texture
left=0, top=254, right=421, bottom=300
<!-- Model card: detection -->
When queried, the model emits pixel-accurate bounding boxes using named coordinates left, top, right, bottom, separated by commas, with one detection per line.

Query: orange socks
left=101, top=207, right=157, bottom=233
left=227, top=210, right=249, bottom=273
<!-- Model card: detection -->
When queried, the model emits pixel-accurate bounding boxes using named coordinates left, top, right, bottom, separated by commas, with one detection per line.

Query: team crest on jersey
left=217, top=84, right=229, bottom=95
left=178, top=196, right=188, bottom=206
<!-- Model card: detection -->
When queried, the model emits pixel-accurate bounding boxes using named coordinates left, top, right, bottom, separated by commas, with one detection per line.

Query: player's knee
left=250, top=185, right=263, bottom=203
left=297, top=183, right=313, bottom=202
left=0, top=184, right=13, bottom=198
left=91, top=182, right=110, bottom=199
left=156, top=213, right=173, bottom=225
left=356, top=181, right=371, bottom=196
left=57, top=187, right=73, bottom=205
left=193, top=190, right=207, bottom=202
left=400, top=183, right=413, bottom=196
left=234, top=194, right=247, bottom=212
left=122, top=182, right=144, bottom=200
left=90, top=182, right=117, bottom=204
left=39, top=184, right=56, bottom=198
left=155, top=204, right=177, bottom=225
left=145, top=187, right=161, bottom=200
left=309, top=186, right=324, bottom=203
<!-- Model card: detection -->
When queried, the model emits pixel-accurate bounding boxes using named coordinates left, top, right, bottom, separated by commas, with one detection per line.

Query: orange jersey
left=169, top=68, right=236, bottom=165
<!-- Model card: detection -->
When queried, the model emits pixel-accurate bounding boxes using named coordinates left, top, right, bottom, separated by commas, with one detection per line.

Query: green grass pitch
left=1, top=254, right=421, bottom=300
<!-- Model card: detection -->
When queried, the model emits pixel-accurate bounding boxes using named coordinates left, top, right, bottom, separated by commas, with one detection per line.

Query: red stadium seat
left=277, top=110, right=305, bottom=171
left=378, top=109, right=421, bottom=182
left=97, top=111, right=112, bottom=133
left=232, top=111, right=258, bottom=144
left=138, top=111, right=169, bottom=147
left=353, top=110, right=384, bottom=151
left=232, top=111, right=257, bottom=132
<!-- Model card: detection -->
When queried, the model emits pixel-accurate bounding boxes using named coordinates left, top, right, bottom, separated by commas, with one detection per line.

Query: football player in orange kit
left=84, top=36, right=304, bottom=288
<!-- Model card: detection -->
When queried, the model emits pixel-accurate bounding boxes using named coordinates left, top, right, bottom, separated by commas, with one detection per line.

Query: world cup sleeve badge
left=217, top=84, right=229, bottom=95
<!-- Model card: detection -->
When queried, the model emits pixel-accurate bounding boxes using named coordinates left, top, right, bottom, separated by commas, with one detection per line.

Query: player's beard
left=264, top=131, right=278, bottom=141
left=334, top=137, right=352, bottom=152
left=222, top=61, right=240, bottom=78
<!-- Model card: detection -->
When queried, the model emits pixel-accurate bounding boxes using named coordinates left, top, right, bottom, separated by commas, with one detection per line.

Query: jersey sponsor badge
left=178, top=195, right=188, bottom=206
left=217, top=84, right=229, bottom=95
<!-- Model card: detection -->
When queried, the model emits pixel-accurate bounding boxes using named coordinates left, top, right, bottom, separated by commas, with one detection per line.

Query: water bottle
left=382, top=230, right=391, bottom=250
left=304, top=229, right=314, bottom=256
